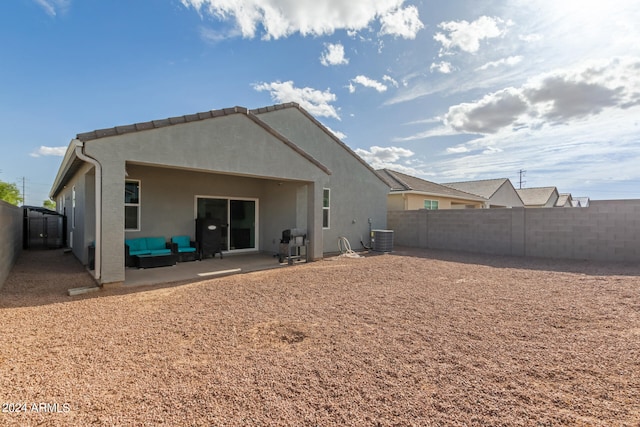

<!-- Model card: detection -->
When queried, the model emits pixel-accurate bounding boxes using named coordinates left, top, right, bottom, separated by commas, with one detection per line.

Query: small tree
left=0, top=180, right=22, bottom=206
left=43, top=199, right=56, bottom=210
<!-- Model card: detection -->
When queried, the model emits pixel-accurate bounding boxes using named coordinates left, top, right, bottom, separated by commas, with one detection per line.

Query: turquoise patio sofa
left=170, top=235, right=200, bottom=262
left=125, top=236, right=173, bottom=267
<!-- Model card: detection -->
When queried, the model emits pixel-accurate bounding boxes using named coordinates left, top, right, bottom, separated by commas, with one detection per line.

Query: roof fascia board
left=49, top=139, right=82, bottom=199
left=389, top=189, right=486, bottom=202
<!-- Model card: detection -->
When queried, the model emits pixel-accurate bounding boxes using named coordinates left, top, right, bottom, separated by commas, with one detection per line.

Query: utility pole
left=518, top=169, right=526, bottom=189
left=22, top=176, right=26, bottom=205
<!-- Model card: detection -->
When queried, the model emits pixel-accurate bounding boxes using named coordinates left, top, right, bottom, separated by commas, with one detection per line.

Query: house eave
left=49, top=140, right=86, bottom=199
left=389, top=189, right=487, bottom=203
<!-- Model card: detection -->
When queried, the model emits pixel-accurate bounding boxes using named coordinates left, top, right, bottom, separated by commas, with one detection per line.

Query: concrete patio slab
left=123, top=252, right=293, bottom=287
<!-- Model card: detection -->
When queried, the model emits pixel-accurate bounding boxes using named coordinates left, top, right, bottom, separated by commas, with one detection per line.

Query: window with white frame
left=72, top=186, right=76, bottom=228
left=125, top=180, right=140, bottom=231
left=424, top=199, right=439, bottom=210
left=322, top=188, right=330, bottom=229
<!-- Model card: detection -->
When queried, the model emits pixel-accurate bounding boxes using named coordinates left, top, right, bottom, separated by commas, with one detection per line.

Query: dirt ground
left=1, top=248, right=639, bottom=426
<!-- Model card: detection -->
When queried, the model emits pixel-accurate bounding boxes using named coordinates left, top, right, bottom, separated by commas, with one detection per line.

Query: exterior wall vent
left=371, top=229, right=394, bottom=252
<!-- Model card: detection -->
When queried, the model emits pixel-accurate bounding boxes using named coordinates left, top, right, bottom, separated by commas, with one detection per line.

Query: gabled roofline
left=376, top=168, right=412, bottom=191
left=443, top=178, right=509, bottom=198
left=75, top=105, right=330, bottom=175
left=516, top=186, right=559, bottom=206
left=444, top=178, right=526, bottom=205
left=495, top=179, right=526, bottom=205
left=252, top=103, right=390, bottom=188
left=378, top=169, right=487, bottom=202
left=52, top=104, right=336, bottom=197
left=244, top=111, right=331, bottom=175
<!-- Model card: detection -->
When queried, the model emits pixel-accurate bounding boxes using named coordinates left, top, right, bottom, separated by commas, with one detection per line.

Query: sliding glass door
left=196, top=197, right=257, bottom=252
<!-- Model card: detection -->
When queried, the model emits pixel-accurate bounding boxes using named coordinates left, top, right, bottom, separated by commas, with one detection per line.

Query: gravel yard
left=1, top=248, right=639, bottom=426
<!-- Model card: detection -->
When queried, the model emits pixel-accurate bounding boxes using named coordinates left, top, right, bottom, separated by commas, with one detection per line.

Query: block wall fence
left=387, top=200, right=640, bottom=262
left=0, top=201, right=22, bottom=289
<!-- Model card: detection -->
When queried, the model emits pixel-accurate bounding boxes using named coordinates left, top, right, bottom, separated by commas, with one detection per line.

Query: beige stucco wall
left=488, top=182, right=524, bottom=208
left=388, top=193, right=483, bottom=210
left=387, top=194, right=405, bottom=211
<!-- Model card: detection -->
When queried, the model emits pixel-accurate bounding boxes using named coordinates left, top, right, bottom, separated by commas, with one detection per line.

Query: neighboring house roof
left=376, top=169, right=486, bottom=202
left=556, top=193, right=573, bottom=207
left=516, top=187, right=559, bottom=206
left=573, top=197, right=590, bottom=207
left=443, top=178, right=511, bottom=199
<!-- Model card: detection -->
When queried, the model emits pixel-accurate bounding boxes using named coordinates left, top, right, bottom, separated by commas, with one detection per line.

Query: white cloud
left=30, top=146, right=66, bottom=158
left=33, top=0, right=70, bottom=16
left=383, top=75, right=399, bottom=87
left=323, top=125, right=347, bottom=140
left=351, top=75, right=388, bottom=92
left=355, top=145, right=420, bottom=173
left=431, top=107, right=640, bottom=196
left=253, top=80, right=340, bottom=120
left=181, top=0, right=423, bottom=40
left=393, top=124, right=458, bottom=142
left=198, top=26, right=243, bottom=43
left=320, top=43, right=349, bottom=67
left=379, top=5, right=424, bottom=39
left=445, top=87, right=528, bottom=134
left=519, top=33, right=542, bottom=43
left=434, top=16, right=511, bottom=55
left=477, top=55, right=523, bottom=71
left=430, top=61, right=453, bottom=74
left=446, top=146, right=470, bottom=154
left=438, top=57, right=640, bottom=135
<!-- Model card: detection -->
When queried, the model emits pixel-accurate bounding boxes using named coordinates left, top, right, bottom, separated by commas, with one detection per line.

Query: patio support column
left=98, top=161, right=126, bottom=286
left=307, top=182, right=324, bottom=260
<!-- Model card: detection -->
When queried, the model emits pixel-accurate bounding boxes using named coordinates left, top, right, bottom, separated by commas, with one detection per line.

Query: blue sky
left=2, top=0, right=640, bottom=205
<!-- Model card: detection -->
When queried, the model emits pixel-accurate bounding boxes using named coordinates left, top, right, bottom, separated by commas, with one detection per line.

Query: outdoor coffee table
left=134, top=254, right=177, bottom=269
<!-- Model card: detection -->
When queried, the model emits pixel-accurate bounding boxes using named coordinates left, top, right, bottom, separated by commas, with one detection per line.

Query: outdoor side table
left=134, top=254, right=177, bottom=269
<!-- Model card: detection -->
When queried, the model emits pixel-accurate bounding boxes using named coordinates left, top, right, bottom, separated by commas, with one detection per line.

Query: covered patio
left=49, top=104, right=389, bottom=287
left=123, top=252, right=294, bottom=287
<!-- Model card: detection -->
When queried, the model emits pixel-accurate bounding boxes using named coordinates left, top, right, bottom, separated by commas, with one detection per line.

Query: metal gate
left=23, top=206, right=66, bottom=250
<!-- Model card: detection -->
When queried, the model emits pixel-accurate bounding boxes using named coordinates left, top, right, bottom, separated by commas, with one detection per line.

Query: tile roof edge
left=76, top=106, right=249, bottom=142
left=380, top=169, right=413, bottom=191
left=383, top=169, right=487, bottom=201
